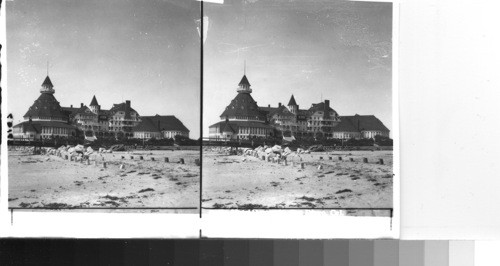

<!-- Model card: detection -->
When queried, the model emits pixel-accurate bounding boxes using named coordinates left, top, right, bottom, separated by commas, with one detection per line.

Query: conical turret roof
left=238, top=75, right=251, bottom=87
left=288, top=94, right=297, bottom=106
left=42, top=76, right=53, bottom=87
left=23, top=93, right=67, bottom=120
left=220, top=93, right=264, bottom=120
left=90, top=95, right=99, bottom=106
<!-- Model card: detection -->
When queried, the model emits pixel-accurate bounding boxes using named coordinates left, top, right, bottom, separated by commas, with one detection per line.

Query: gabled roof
left=42, top=76, right=53, bottom=87
left=331, top=118, right=359, bottom=132
left=238, top=75, right=251, bottom=87
left=268, top=105, right=294, bottom=118
left=73, top=106, right=96, bottom=116
left=90, top=95, right=99, bottom=106
left=341, top=115, right=390, bottom=132
left=61, top=106, right=80, bottom=116
left=23, top=93, right=68, bottom=120
left=133, top=118, right=161, bottom=133
left=288, top=94, right=297, bottom=106
left=308, top=102, right=336, bottom=114
left=134, top=115, right=189, bottom=133
left=259, top=106, right=279, bottom=115
left=109, top=103, right=138, bottom=116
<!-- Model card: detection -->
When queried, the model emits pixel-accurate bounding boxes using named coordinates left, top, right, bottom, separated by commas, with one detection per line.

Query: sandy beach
left=202, top=149, right=393, bottom=215
left=8, top=148, right=199, bottom=212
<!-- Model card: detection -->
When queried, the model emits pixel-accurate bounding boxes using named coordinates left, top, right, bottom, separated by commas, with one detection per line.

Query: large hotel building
left=209, top=74, right=390, bottom=140
left=13, top=75, right=190, bottom=140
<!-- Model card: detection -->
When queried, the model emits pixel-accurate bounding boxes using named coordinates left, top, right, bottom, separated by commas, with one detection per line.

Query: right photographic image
left=202, top=0, right=394, bottom=217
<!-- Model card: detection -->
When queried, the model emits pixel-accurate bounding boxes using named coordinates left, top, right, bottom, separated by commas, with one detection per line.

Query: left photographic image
left=6, top=0, right=201, bottom=212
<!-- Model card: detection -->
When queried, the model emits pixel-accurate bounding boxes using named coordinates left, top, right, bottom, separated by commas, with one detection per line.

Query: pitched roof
left=331, top=118, right=359, bottom=132
left=209, top=120, right=274, bottom=131
left=23, top=93, right=68, bottom=120
left=238, top=75, right=251, bottom=87
left=133, top=118, right=161, bottom=133
left=74, top=106, right=96, bottom=116
left=109, top=102, right=138, bottom=116
left=134, top=115, right=189, bottom=133
left=268, top=105, right=295, bottom=118
left=288, top=94, right=297, bottom=106
left=220, top=93, right=265, bottom=120
left=90, top=95, right=99, bottom=106
left=42, top=76, right=53, bottom=87
left=308, top=102, right=336, bottom=114
left=259, top=106, right=279, bottom=116
left=13, top=121, right=77, bottom=133
left=61, top=106, right=80, bottom=116
left=341, top=115, right=390, bottom=132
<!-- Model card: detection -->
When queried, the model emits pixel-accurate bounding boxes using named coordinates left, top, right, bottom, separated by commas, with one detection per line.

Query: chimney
left=81, top=103, right=84, bottom=108
left=125, top=100, right=131, bottom=119
left=268, top=104, right=270, bottom=108
left=70, top=105, right=73, bottom=108
left=324, top=100, right=330, bottom=109
left=278, top=102, right=282, bottom=107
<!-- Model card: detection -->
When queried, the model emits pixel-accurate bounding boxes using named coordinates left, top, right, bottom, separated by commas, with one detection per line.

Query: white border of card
left=0, top=0, right=399, bottom=239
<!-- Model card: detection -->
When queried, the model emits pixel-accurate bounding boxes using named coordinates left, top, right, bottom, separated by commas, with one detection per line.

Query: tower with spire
left=288, top=94, right=298, bottom=115
left=236, top=75, right=252, bottom=94
left=40, top=76, right=55, bottom=94
left=89, top=95, right=101, bottom=114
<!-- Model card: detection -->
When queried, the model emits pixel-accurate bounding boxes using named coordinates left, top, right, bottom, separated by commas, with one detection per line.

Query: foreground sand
left=202, top=150, right=393, bottom=214
left=8, top=149, right=199, bottom=212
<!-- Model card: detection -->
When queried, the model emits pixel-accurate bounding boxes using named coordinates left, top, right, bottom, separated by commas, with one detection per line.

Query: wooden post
left=379, top=159, right=384, bottom=165
left=140, top=156, right=143, bottom=160
left=350, top=158, right=354, bottom=162
left=301, top=163, right=305, bottom=169
left=338, top=156, right=342, bottom=161
left=180, top=158, right=185, bottom=164
left=164, top=157, right=169, bottom=162
left=363, top=158, right=368, bottom=163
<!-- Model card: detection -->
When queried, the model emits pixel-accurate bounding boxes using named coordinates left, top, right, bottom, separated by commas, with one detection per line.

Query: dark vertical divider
left=199, top=0, right=204, bottom=219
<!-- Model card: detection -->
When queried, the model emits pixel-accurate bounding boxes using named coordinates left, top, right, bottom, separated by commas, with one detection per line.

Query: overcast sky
left=7, top=0, right=201, bottom=138
left=203, top=0, right=392, bottom=137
